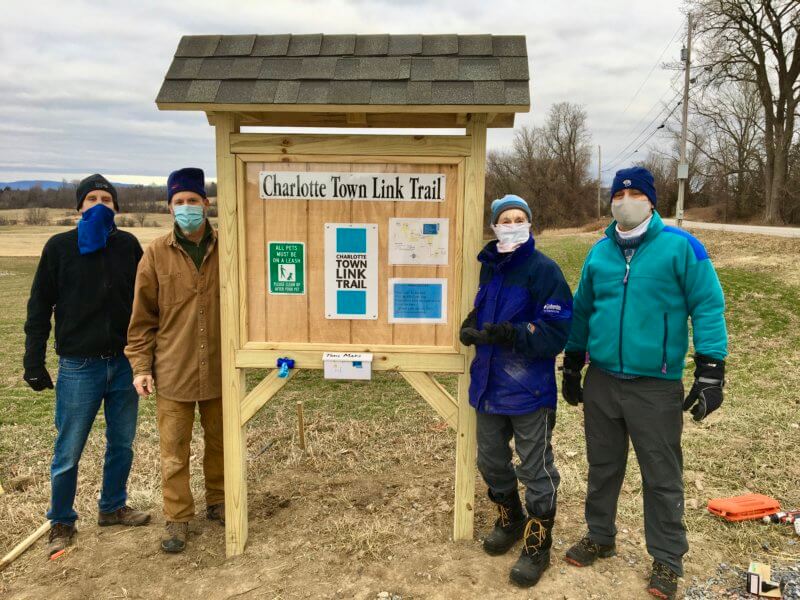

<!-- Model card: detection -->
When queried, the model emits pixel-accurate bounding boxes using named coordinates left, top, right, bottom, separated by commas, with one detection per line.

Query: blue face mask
left=173, top=204, right=205, bottom=233
left=77, top=203, right=116, bottom=255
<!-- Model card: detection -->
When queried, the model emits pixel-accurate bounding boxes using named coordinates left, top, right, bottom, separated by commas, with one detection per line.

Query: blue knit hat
left=167, top=167, right=206, bottom=203
left=610, top=167, right=657, bottom=206
left=490, top=194, right=532, bottom=224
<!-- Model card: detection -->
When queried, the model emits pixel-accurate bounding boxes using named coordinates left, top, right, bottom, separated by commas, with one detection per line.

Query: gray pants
left=476, top=407, right=560, bottom=517
left=583, top=365, right=687, bottom=575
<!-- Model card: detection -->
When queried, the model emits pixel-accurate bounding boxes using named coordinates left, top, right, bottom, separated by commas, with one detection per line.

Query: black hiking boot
left=482, top=491, right=527, bottom=556
left=47, top=522, right=76, bottom=558
left=647, top=560, right=679, bottom=600
left=509, top=514, right=554, bottom=587
left=565, top=534, right=616, bottom=567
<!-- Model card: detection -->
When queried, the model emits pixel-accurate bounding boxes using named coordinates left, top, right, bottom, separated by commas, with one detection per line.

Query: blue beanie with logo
left=490, top=194, right=532, bottom=224
left=610, top=166, right=657, bottom=206
left=167, top=167, right=206, bottom=204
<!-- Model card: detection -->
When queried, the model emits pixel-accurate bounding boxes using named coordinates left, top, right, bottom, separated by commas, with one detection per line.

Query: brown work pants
left=156, top=395, right=224, bottom=522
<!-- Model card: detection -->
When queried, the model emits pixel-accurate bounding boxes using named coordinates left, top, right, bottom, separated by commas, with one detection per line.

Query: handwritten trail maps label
left=260, top=171, right=445, bottom=202
left=324, top=224, right=378, bottom=319
left=268, top=242, right=305, bottom=295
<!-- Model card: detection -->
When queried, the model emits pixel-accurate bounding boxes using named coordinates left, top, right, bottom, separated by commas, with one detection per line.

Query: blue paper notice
left=392, top=282, right=443, bottom=320
left=422, top=223, right=439, bottom=235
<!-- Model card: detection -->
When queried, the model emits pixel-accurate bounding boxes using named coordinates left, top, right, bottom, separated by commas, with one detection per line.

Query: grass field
left=0, top=228, right=798, bottom=599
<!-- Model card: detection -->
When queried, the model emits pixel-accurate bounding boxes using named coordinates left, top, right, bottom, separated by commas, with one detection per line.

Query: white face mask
left=611, top=198, right=652, bottom=230
left=491, top=222, right=530, bottom=252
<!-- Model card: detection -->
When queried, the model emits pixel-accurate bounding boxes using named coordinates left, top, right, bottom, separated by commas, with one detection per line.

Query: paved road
left=663, top=219, right=800, bottom=238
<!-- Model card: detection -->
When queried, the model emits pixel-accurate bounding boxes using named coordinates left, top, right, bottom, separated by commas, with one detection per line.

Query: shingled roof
left=156, top=34, right=530, bottom=110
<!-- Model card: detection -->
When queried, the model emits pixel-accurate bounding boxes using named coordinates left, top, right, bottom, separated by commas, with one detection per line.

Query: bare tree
left=541, top=102, right=593, bottom=189
left=690, top=0, right=800, bottom=223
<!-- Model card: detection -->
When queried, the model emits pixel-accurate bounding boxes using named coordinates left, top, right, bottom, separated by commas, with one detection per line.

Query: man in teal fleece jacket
left=561, top=167, right=727, bottom=600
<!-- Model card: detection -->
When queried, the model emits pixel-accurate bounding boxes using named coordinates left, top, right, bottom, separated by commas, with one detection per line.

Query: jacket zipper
left=661, top=312, right=668, bottom=374
left=618, top=252, right=631, bottom=373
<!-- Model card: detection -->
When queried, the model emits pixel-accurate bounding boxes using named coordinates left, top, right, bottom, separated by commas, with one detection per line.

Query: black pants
left=583, top=365, right=687, bottom=575
left=476, top=406, right=560, bottom=517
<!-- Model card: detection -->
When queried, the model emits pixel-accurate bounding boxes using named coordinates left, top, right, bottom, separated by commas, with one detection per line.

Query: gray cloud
left=1, top=0, right=686, bottom=183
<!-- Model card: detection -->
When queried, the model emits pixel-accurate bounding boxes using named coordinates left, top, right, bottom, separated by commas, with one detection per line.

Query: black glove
left=459, top=309, right=482, bottom=346
left=683, top=354, right=725, bottom=421
left=24, top=365, right=54, bottom=392
left=561, top=351, right=586, bottom=406
left=481, top=322, right=516, bottom=347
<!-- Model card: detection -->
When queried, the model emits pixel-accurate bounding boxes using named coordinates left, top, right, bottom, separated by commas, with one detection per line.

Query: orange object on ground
left=707, top=494, right=781, bottom=522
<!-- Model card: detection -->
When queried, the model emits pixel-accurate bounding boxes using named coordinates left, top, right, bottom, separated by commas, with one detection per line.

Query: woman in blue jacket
left=460, top=194, right=573, bottom=588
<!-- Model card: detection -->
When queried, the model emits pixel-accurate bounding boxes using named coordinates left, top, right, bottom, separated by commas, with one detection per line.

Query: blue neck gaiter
left=77, top=204, right=116, bottom=255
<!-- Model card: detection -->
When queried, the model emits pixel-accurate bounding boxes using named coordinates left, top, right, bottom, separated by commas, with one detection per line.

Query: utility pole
left=596, top=145, right=602, bottom=219
left=676, top=13, right=693, bottom=227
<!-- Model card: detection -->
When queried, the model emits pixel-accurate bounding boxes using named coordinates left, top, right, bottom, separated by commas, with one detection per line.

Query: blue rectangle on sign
left=336, top=228, right=367, bottom=253
left=422, top=223, right=439, bottom=235
left=337, top=290, right=366, bottom=315
left=393, top=283, right=443, bottom=319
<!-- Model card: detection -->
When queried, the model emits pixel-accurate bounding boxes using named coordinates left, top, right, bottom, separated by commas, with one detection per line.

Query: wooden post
left=453, top=114, right=486, bottom=541
left=215, top=112, right=249, bottom=557
left=296, top=401, right=306, bottom=451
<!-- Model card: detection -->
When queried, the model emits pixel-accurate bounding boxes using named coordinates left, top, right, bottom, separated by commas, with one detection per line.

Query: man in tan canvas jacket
left=125, top=167, right=224, bottom=553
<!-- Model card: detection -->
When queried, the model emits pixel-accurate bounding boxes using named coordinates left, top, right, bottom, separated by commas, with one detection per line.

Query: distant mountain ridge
left=0, top=180, right=143, bottom=190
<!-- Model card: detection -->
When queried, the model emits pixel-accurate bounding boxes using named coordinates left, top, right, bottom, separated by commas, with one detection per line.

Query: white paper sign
left=388, top=278, right=447, bottom=324
left=388, top=218, right=449, bottom=265
left=260, top=171, right=445, bottom=202
left=324, top=223, right=379, bottom=320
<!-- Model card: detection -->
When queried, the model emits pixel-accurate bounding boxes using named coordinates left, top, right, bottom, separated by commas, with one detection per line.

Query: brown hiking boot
left=206, top=503, right=225, bottom=525
left=98, top=506, right=151, bottom=527
left=161, top=521, right=188, bottom=553
left=48, top=522, right=76, bottom=557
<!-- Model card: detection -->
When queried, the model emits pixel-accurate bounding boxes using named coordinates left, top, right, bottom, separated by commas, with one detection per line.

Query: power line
left=606, top=100, right=685, bottom=170
left=603, top=91, right=682, bottom=171
left=618, top=23, right=684, bottom=116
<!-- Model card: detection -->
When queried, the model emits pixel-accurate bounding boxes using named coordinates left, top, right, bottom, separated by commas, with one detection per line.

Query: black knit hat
left=76, top=174, right=118, bottom=211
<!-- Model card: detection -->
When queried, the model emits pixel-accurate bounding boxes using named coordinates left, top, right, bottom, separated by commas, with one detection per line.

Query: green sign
left=268, top=242, right=305, bottom=295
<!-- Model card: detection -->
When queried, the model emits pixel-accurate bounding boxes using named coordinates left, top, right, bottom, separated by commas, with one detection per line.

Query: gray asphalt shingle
left=251, top=35, right=291, bottom=56
left=175, top=35, right=220, bottom=57
left=287, top=34, right=322, bottom=56
left=320, top=34, right=356, bottom=56
left=215, top=35, right=256, bottom=56
left=159, top=33, right=529, bottom=107
left=354, top=34, right=389, bottom=55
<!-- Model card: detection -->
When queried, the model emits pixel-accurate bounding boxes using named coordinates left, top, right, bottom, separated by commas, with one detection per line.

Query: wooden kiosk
left=156, top=33, right=530, bottom=557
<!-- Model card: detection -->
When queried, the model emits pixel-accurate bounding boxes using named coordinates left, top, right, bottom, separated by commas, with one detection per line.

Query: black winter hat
left=76, top=174, right=118, bottom=211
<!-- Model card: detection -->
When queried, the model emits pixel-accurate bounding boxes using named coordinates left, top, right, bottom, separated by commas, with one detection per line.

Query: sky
left=0, top=0, right=688, bottom=186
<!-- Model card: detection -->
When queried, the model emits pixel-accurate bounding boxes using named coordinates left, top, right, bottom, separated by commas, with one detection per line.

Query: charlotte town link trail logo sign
left=268, top=242, right=305, bottom=295
left=260, top=171, right=445, bottom=202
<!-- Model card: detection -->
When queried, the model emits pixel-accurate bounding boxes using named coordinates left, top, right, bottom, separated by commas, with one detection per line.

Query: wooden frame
left=213, top=122, right=489, bottom=558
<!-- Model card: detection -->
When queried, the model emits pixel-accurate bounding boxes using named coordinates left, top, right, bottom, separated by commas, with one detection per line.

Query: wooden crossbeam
left=400, top=372, right=458, bottom=430
left=240, top=369, right=296, bottom=426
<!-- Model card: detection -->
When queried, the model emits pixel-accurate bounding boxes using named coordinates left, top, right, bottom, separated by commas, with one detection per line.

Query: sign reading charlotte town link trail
left=260, top=171, right=445, bottom=202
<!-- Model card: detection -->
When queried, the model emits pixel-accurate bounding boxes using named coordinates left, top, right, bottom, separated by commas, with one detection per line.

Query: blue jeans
left=48, top=355, right=139, bottom=525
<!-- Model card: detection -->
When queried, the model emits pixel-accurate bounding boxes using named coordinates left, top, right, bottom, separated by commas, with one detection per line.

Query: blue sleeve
left=683, top=245, right=728, bottom=360
left=512, top=261, right=573, bottom=359
left=564, top=250, right=595, bottom=354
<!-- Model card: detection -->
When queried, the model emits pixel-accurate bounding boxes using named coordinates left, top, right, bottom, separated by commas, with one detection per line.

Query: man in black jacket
left=23, top=174, right=151, bottom=557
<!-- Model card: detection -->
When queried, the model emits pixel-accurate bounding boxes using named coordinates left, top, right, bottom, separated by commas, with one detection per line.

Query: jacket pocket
left=157, top=271, right=193, bottom=307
